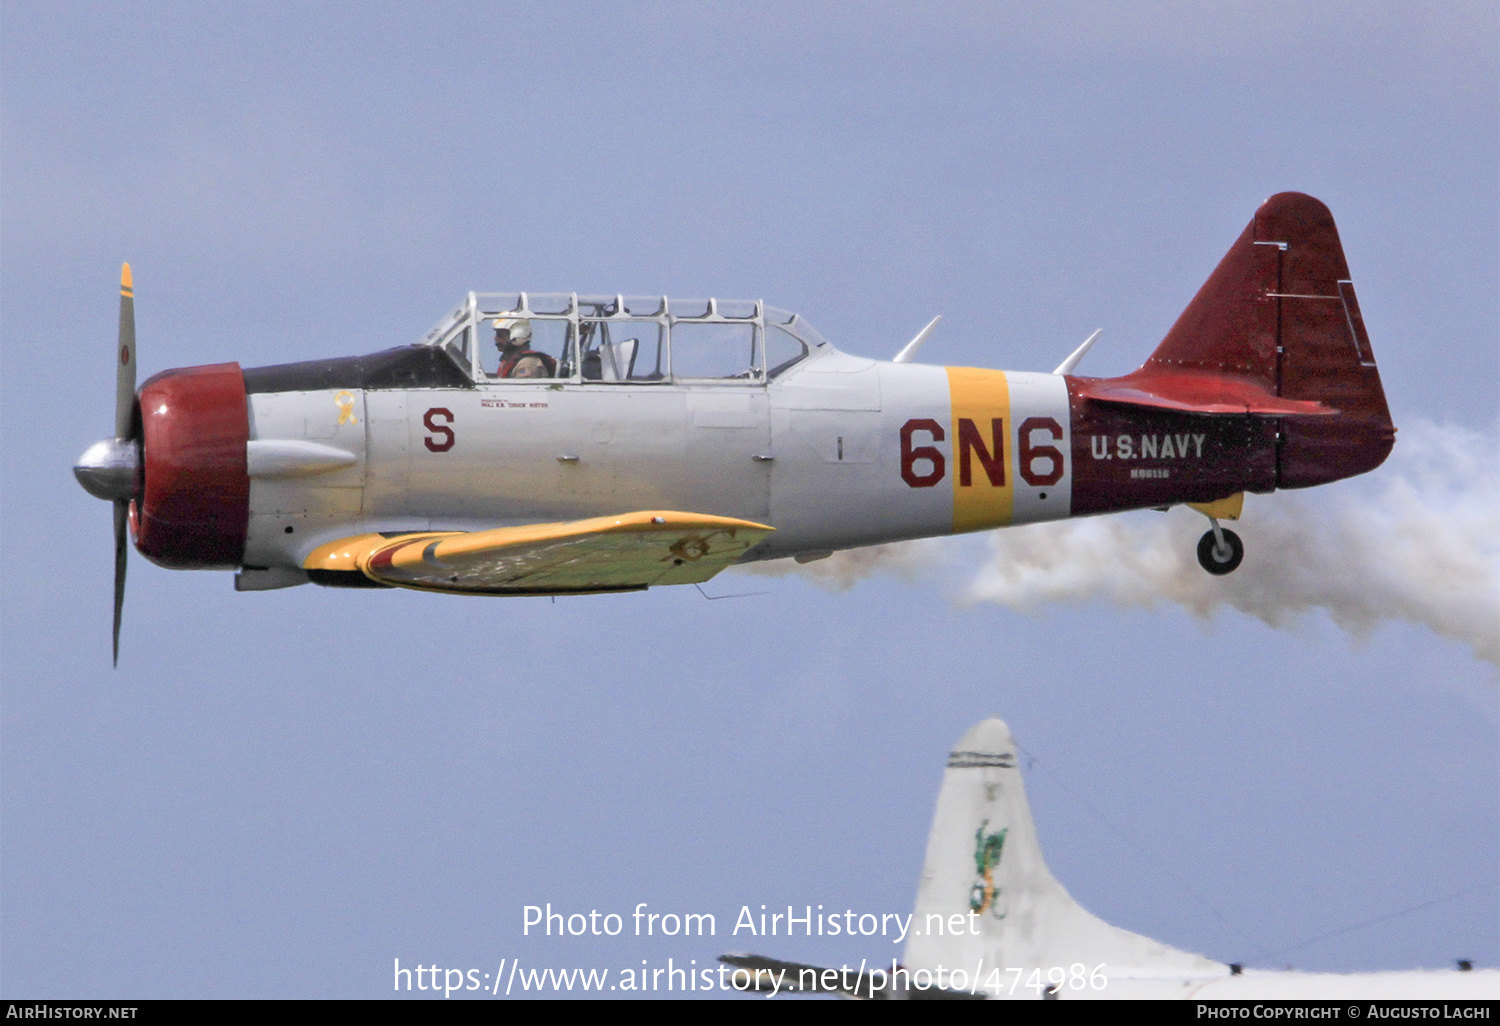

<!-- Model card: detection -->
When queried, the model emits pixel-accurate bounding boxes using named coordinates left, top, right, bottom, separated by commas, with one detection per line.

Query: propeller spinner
left=73, top=264, right=141, bottom=666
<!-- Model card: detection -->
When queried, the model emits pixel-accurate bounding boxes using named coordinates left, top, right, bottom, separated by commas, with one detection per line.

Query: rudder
left=1254, top=193, right=1394, bottom=487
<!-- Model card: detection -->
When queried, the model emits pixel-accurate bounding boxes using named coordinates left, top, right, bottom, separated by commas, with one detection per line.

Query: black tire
left=1197, top=528, right=1244, bottom=575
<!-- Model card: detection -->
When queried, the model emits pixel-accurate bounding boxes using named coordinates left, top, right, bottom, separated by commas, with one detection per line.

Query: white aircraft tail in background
left=905, top=717, right=1224, bottom=984
left=723, top=717, right=1498, bottom=999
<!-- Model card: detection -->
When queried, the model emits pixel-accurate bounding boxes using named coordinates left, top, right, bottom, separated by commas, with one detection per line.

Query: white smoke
left=747, top=419, right=1500, bottom=666
left=743, top=537, right=951, bottom=591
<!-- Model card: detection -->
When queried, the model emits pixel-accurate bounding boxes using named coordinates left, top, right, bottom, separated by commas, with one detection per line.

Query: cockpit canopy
left=419, top=293, right=827, bottom=384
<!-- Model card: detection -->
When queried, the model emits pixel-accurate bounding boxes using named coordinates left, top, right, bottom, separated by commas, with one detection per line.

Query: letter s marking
left=423, top=407, right=455, bottom=452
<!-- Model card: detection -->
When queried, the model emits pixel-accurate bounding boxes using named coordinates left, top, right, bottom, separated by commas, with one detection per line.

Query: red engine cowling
left=131, top=362, right=249, bottom=569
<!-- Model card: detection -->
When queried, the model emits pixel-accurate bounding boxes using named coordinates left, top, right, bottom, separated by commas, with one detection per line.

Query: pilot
left=493, top=317, right=556, bottom=379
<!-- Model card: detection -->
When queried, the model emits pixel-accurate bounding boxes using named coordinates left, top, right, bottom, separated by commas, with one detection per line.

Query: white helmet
left=493, top=316, right=532, bottom=342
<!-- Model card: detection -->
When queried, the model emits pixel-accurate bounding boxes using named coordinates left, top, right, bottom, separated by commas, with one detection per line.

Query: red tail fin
left=1081, top=193, right=1394, bottom=488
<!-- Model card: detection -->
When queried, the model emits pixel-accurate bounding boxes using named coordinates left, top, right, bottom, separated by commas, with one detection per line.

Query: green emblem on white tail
left=969, top=819, right=1007, bottom=917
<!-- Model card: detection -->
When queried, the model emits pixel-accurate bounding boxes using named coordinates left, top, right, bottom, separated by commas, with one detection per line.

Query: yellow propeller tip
left=120, top=263, right=133, bottom=290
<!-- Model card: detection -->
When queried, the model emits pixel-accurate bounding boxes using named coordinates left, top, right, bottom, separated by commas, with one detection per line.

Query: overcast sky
left=3, top=1, right=1496, bottom=999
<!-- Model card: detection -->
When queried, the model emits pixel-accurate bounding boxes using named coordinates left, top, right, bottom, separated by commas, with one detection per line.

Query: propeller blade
left=113, top=499, right=128, bottom=667
left=113, top=263, right=135, bottom=666
left=116, top=263, right=136, bottom=440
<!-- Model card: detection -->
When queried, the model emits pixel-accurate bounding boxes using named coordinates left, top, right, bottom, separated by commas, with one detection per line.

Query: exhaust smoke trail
left=747, top=537, right=951, bottom=591
left=749, top=420, right=1499, bottom=666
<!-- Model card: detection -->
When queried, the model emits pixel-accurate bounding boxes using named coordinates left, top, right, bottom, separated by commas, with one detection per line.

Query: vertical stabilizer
left=1073, top=193, right=1395, bottom=490
left=904, top=718, right=1226, bottom=980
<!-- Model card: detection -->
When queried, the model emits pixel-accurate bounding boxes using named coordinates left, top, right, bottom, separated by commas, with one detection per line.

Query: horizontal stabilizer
left=1074, top=373, right=1334, bottom=417
left=304, top=510, right=772, bottom=595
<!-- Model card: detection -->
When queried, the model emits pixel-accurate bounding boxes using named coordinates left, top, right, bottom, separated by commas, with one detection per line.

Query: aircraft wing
left=303, top=510, right=772, bottom=595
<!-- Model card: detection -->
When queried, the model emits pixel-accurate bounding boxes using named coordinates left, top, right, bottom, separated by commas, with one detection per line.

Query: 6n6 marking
left=899, top=416, right=1066, bottom=489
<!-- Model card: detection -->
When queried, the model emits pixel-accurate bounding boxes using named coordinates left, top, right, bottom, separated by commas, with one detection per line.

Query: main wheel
left=1196, top=528, right=1244, bottom=575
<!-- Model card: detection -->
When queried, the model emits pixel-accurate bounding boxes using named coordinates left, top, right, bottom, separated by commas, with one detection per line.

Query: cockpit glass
left=788, top=315, right=829, bottom=349
left=765, top=325, right=809, bottom=379
left=671, top=321, right=759, bottom=380
left=425, top=295, right=823, bottom=384
left=624, top=296, right=665, bottom=316
left=481, top=294, right=522, bottom=315
left=526, top=293, right=574, bottom=315
left=441, top=325, right=472, bottom=372
left=579, top=319, right=666, bottom=382
left=578, top=295, right=621, bottom=317
left=762, top=306, right=824, bottom=374
left=479, top=317, right=574, bottom=380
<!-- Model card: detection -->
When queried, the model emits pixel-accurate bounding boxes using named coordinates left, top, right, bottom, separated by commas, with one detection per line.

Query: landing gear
left=1196, top=525, right=1243, bottom=575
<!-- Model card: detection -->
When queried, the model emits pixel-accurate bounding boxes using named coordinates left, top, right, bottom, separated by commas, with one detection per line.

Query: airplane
left=75, top=192, right=1395, bottom=663
left=720, top=716, right=1500, bottom=1000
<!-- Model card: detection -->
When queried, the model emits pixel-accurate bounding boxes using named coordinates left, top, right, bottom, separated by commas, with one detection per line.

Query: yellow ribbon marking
left=335, top=390, right=358, bottom=426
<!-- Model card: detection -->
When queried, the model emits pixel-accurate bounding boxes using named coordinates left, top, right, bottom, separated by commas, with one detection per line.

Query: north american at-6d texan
left=76, top=193, right=1394, bottom=662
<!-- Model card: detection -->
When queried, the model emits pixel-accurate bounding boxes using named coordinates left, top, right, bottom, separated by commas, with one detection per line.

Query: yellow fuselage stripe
left=947, top=367, right=1014, bottom=533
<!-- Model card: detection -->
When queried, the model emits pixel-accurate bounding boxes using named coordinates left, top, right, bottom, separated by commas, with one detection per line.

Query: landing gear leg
left=1196, top=519, right=1244, bottom=575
